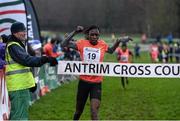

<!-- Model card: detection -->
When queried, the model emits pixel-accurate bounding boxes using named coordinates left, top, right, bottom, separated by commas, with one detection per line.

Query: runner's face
left=88, top=29, right=100, bottom=45
left=122, top=46, right=127, bottom=52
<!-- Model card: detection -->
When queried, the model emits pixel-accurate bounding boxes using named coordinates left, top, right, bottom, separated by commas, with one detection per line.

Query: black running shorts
left=77, top=80, right=102, bottom=101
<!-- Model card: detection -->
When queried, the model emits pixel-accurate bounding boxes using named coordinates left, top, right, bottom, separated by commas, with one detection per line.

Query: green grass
left=101, top=77, right=180, bottom=120
left=29, top=83, right=77, bottom=120
left=29, top=41, right=180, bottom=120
left=29, top=77, right=180, bottom=120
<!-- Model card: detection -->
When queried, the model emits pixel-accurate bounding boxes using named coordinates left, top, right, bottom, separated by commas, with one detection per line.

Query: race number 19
left=84, top=47, right=100, bottom=62
left=88, top=53, right=96, bottom=60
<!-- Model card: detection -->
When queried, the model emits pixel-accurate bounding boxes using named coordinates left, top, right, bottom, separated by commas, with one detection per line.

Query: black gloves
left=41, top=56, right=58, bottom=66
left=47, top=57, right=58, bottom=66
left=118, top=36, right=133, bottom=43
left=29, top=83, right=37, bottom=93
left=75, top=26, right=84, bottom=33
left=41, top=56, right=49, bottom=63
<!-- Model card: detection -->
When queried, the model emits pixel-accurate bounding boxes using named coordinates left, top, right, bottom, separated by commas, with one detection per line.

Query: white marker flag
left=0, top=69, right=9, bottom=120
left=58, top=61, right=180, bottom=78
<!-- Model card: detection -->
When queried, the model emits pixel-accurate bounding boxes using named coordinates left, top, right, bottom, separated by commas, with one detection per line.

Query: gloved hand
left=29, top=83, right=37, bottom=93
left=75, top=26, right=84, bottom=33
left=41, top=56, right=58, bottom=66
left=118, top=36, right=133, bottom=43
left=41, top=56, right=49, bottom=63
left=47, top=57, right=58, bottom=66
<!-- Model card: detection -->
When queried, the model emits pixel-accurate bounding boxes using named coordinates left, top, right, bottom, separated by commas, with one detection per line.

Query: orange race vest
left=76, top=39, right=109, bottom=83
left=118, top=48, right=130, bottom=63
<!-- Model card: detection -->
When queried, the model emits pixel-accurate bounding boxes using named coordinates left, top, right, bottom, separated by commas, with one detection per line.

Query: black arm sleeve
left=8, top=44, right=47, bottom=67
left=61, top=31, right=76, bottom=47
left=107, top=40, right=121, bottom=54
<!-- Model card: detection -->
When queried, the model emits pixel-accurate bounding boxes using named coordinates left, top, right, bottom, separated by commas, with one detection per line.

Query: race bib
left=120, top=55, right=128, bottom=62
left=83, top=47, right=100, bottom=62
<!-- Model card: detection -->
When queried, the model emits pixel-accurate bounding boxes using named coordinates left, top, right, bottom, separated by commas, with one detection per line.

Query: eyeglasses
left=89, top=33, right=99, bottom=36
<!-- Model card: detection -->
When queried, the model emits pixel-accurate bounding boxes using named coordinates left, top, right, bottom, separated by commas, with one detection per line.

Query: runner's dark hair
left=84, top=25, right=100, bottom=34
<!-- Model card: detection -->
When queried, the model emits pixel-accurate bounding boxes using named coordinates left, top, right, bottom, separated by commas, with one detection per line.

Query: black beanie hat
left=10, top=22, right=26, bottom=33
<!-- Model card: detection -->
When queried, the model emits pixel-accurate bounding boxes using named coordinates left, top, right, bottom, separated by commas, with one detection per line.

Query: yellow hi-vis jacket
left=5, top=42, right=35, bottom=91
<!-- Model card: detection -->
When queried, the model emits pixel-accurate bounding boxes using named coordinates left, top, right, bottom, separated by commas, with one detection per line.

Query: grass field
left=29, top=50, right=180, bottom=120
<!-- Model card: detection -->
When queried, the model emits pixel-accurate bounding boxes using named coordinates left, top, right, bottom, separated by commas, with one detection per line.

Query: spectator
left=0, top=42, right=6, bottom=69
left=141, top=33, right=147, bottom=43
left=5, top=22, right=58, bottom=120
left=161, top=42, right=169, bottom=63
left=134, top=43, right=141, bottom=58
left=174, top=42, right=180, bottom=63
left=43, top=38, right=61, bottom=57
left=169, top=43, right=174, bottom=62
left=167, top=32, right=173, bottom=44
left=156, top=33, right=162, bottom=43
